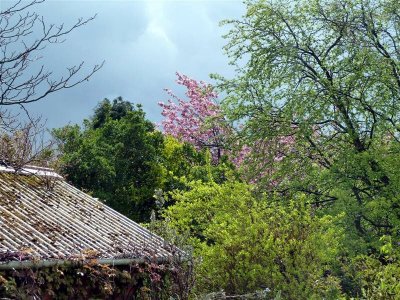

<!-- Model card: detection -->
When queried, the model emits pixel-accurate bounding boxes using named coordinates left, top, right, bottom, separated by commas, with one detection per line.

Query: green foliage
left=159, top=136, right=237, bottom=198
left=53, top=98, right=164, bottom=222
left=216, top=0, right=400, bottom=250
left=53, top=99, right=235, bottom=221
left=164, top=180, right=344, bottom=299
left=92, top=97, right=134, bottom=129
left=341, top=236, right=400, bottom=298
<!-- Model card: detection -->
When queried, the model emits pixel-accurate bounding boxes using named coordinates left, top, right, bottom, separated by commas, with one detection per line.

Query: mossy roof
left=0, top=166, right=171, bottom=263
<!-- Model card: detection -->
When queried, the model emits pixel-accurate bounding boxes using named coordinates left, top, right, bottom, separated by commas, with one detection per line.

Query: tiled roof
left=0, top=166, right=172, bottom=263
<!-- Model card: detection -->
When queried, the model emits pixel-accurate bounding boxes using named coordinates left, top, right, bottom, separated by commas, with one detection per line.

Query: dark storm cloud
left=2, top=0, right=244, bottom=129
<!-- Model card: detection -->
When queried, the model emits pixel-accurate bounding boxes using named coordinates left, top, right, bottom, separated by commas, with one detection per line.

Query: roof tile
left=0, top=168, right=172, bottom=262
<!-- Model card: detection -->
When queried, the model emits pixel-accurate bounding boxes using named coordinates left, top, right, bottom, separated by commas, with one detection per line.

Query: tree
left=0, top=0, right=103, bottom=108
left=53, top=98, right=163, bottom=222
left=158, top=73, right=296, bottom=187
left=163, top=180, right=343, bottom=298
left=0, top=116, right=54, bottom=169
left=0, top=0, right=102, bottom=168
left=92, top=97, right=133, bottom=129
left=156, top=135, right=237, bottom=209
left=159, top=73, right=228, bottom=162
left=218, top=0, right=400, bottom=243
left=54, top=97, right=237, bottom=221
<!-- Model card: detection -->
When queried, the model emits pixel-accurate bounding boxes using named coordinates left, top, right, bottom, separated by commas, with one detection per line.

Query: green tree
left=159, top=136, right=237, bottom=195
left=218, top=0, right=400, bottom=246
left=92, top=97, right=133, bottom=129
left=53, top=98, right=163, bottom=221
left=163, top=180, right=344, bottom=298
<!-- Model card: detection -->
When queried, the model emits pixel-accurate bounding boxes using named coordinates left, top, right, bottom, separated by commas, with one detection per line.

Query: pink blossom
left=159, top=73, right=227, bottom=162
left=158, top=73, right=298, bottom=188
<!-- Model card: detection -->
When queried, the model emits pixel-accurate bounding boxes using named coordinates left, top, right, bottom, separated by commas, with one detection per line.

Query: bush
left=164, top=181, right=344, bottom=299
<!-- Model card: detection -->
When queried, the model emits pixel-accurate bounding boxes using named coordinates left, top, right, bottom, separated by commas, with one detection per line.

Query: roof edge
left=0, top=165, right=63, bottom=179
left=0, top=256, right=174, bottom=270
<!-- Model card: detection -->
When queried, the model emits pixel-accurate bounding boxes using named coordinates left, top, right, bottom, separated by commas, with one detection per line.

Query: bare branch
left=0, top=0, right=103, bottom=107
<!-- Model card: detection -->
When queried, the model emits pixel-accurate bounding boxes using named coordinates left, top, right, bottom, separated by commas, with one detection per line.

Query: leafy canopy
left=218, top=0, right=400, bottom=243
left=53, top=98, right=163, bottom=221
left=164, top=180, right=344, bottom=298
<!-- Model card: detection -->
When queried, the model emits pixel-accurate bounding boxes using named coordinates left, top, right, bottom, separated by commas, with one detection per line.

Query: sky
left=1, top=0, right=245, bottom=130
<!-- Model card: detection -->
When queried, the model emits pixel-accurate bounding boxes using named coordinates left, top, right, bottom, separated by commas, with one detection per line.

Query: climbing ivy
left=0, top=258, right=192, bottom=299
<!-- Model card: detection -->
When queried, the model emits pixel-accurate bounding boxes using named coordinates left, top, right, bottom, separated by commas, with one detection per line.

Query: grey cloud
left=2, top=0, right=244, bottom=129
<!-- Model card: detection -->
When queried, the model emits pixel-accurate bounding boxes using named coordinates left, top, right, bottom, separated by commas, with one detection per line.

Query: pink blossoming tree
left=159, top=73, right=228, bottom=162
left=159, top=73, right=297, bottom=188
